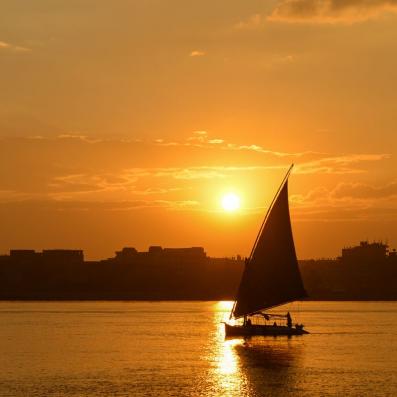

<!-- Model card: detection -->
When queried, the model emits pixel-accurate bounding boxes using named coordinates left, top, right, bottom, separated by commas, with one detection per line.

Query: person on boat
left=246, top=318, right=252, bottom=326
left=273, top=321, right=277, bottom=327
left=286, top=312, right=292, bottom=328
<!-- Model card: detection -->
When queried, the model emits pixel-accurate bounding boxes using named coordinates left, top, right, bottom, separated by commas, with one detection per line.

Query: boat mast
left=229, top=164, right=294, bottom=320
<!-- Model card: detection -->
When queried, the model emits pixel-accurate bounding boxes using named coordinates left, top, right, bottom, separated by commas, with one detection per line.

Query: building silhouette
left=0, top=241, right=396, bottom=300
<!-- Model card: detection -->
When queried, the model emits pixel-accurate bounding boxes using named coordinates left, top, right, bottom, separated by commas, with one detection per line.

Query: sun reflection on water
left=215, top=338, right=248, bottom=395
left=215, top=301, right=234, bottom=312
left=211, top=301, right=304, bottom=396
left=218, top=339, right=241, bottom=375
left=215, top=300, right=238, bottom=326
left=213, top=334, right=304, bottom=397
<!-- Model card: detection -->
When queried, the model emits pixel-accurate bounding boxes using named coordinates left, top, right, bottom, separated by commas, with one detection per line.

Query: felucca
left=224, top=164, right=308, bottom=336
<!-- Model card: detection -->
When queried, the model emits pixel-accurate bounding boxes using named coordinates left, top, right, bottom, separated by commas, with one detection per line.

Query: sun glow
left=221, top=193, right=241, bottom=212
left=216, top=301, right=234, bottom=311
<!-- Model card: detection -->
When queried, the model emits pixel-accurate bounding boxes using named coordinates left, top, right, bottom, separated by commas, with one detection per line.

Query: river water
left=0, top=301, right=396, bottom=396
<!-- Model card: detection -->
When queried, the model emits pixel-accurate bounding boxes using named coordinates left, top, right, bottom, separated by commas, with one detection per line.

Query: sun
left=221, top=193, right=241, bottom=212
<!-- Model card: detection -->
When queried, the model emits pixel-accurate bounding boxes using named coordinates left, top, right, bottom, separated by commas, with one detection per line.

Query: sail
left=232, top=171, right=307, bottom=319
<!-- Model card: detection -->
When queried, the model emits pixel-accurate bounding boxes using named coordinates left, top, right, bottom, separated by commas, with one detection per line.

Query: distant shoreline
left=2, top=242, right=396, bottom=301
left=1, top=298, right=397, bottom=302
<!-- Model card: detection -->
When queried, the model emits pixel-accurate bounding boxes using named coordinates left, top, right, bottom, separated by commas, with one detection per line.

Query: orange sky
left=0, top=0, right=396, bottom=259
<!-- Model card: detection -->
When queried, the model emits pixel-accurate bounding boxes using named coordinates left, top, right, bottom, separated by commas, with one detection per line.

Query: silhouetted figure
left=246, top=318, right=252, bottom=326
left=273, top=321, right=277, bottom=327
left=295, top=323, right=304, bottom=331
left=286, top=312, right=292, bottom=328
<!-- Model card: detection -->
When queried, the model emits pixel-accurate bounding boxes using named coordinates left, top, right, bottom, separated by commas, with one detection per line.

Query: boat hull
left=224, top=323, right=309, bottom=337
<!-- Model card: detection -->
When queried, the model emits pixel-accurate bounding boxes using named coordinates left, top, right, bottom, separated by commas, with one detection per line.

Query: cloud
left=292, top=206, right=397, bottom=222
left=0, top=189, right=28, bottom=201
left=126, top=165, right=275, bottom=181
left=290, top=180, right=397, bottom=222
left=295, top=153, right=390, bottom=174
left=133, top=187, right=187, bottom=195
left=57, top=134, right=102, bottom=143
left=154, top=167, right=227, bottom=180
left=0, top=133, right=391, bottom=216
left=91, top=199, right=200, bottom=211
left=225, top=143, right=302, bottom=157
left=44, top=164, right=286, bottom=203
left=332, top=181, right=397, bottom=199
left=186, top=130, right=209, bottom=143
left=157, top=130, right=315, bottom=157
left=291, top=180, right=397, bottom=207
left=0, top=40, right=31, bottom=52
left=190, top=50, right=205, bottom=57
left=208, top=139, right=224, bottom=144
left=269, top=0, right=397, bottom=24
left=48, top=158, right=393, bottom=202
left=47, top=166, right=235, bottom=200
left=0, top=199, right=199, bottom=212
left=50, top=173, right=134, bottom=193
left=235, top=14, right=265, bottom=29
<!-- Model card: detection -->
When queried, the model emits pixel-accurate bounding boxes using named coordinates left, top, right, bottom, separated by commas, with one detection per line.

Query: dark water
left=0, top=301, right=396, bottom=396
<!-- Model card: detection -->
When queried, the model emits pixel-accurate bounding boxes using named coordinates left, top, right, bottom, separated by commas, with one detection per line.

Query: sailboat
left=224, top=164, right=308, bottom=336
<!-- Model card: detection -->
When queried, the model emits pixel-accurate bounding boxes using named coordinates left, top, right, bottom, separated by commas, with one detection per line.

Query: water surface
left=0, top=301, right=396, bottom=396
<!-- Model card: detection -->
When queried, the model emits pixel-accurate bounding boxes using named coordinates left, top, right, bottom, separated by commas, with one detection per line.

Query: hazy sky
left=1, top=0, right=396, bottom=259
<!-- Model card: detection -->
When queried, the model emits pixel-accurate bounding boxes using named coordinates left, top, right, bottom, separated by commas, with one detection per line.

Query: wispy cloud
left=97, top=199, right=200, bottom=211
left=224, top=143, right=305, bottom=157
left=156, top=133, right=387, bottom=176
left=290, top=180, right=397, bottom=222
left=0, top=133, right=391, bottom=215
left=44, top=165, right=281, bottom=203
left=295, top=153, right=390, bottom=174
left=0, top=40, right=31, bottom=52
left=190, top=50, right=206, bottom=57
left=48, top=156, right=392, bottom=201
left=234, top=0, right=397, bottom=29
left=292, top=180, right=397, bottom=207
left=235, top=14, right=264, bottom=29
left=123, top=166, right=278, bottom=181
left=186, top=130, right=210, bottom=143
left=156, top=131, right=316, bottom=157
left=0, top=199, right=199, bottom=212
left=0, top=189, right=29, bottom=201
left=292, top=206, right=397, bottom=222
left=57, top=134, right=102, bottom=143
left=208, top=139, right=224, bottom=144
left=49, top=172, right=138, bottom=199
left=332, top=181, right=397, bottom=200
left=268, top=0, right=397, bottom=24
